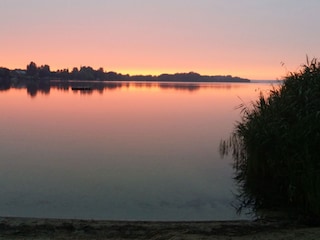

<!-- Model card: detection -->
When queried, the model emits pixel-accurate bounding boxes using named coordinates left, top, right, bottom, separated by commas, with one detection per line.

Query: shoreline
left=1, top=217, right=320, bottom=239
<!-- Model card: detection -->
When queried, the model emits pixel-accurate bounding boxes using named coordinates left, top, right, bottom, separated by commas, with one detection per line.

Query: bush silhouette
left=220, top=58, right=320, bottom=224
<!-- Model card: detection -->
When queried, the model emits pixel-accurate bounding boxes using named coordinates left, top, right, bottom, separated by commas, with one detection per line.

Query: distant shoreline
left=1, top=62, right=251, bottom=83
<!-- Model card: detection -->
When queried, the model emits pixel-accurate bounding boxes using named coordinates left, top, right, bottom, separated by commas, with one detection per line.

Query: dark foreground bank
left=0, top=217, right=320, bottom=240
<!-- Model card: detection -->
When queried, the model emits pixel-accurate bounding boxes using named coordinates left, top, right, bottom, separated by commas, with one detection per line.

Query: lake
left=0, top=81, right=277, bottom=221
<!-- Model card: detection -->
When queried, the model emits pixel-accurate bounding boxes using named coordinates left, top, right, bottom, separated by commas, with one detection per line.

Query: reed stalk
left=220, top=58, right=320, bottom=224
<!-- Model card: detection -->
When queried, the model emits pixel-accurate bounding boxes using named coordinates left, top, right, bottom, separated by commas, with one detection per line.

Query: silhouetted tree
left=0, top=67, right=10, bottom=79
left=26, top=62, right=38, bottom=77
left=56, top=69, right=70, bottom=80
left=79, top=66, right=95, bottom=80
left=71, top=67, right=79, bottom=79
left=0, top=67, right=11, bottom=90
left=39, top=64, right=51, bottom=78
left=96, top=67, right=105, bottom=80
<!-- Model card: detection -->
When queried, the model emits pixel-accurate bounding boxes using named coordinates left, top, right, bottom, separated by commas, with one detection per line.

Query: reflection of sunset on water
left=0, top=82, right=277, bottom=220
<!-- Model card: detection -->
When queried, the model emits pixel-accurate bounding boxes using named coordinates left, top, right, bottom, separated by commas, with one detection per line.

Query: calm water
left=0, top=81, right=276, bottom=221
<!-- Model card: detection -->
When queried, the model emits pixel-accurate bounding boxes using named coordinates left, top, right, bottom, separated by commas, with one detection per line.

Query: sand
left=1, top=217, right=320, bottom=240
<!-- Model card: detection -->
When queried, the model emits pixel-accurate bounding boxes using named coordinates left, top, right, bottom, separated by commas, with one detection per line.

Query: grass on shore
left=220, top=58, right=320, bottom=225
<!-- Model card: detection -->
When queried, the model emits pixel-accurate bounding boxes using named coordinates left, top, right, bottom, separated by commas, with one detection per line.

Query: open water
left=0, top=81, right=277, bottom=220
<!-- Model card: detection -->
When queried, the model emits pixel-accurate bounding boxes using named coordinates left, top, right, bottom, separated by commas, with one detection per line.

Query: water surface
left=0, top=81, right=275, bottom=220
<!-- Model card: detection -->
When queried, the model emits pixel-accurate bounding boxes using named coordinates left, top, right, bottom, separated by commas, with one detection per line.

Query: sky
left=0, top=0, right=319, bottom=80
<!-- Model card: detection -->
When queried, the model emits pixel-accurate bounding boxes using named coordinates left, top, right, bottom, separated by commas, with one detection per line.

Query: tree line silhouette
left=0, top=61, right=251, bottom=97
left=1, top=61, right=250, bottom=83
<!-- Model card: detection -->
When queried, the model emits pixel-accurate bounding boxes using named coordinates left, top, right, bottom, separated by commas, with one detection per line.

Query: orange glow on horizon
left=1, top=1, right=318, bottom=84
left=1, top=57, right=288, bottom=81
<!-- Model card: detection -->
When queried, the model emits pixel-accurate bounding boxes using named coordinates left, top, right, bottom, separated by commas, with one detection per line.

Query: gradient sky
left=1, top=0, right=319, bottom=80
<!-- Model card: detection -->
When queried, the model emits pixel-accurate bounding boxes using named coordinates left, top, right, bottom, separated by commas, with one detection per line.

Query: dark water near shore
left=0, top=81, right=276, bottom=221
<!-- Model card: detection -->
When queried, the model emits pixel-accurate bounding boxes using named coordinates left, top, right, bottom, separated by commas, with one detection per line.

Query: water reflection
left=0, top=80, right=253, bottom=97
left=26, top=82, right=51, bottom=97
left=0, top=82, right=275, bottom=220
left=0, top=79, right=11, bottom=91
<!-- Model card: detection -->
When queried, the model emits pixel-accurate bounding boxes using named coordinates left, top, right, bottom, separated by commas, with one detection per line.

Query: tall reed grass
left=220, top=58, right=320, bottom=224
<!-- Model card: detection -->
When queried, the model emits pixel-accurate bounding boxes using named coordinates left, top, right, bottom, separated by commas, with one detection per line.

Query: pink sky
left=1, top=0, right=319, bottom=80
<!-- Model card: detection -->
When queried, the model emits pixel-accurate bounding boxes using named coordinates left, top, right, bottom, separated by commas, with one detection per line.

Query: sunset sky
left=1, top=0, right=319, bottom=80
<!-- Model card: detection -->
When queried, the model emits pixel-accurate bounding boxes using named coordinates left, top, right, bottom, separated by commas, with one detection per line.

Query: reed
left=220, top=58, right=320, bottom=223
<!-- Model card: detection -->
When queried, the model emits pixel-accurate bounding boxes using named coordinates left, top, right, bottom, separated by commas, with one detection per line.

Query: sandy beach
left=1, top=217, right=320, bottom=240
